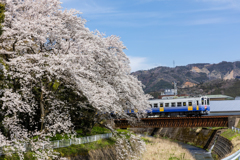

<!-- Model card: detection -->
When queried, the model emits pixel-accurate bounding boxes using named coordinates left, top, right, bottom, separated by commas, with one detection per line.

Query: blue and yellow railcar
left=148, top=96, right=210, bottom=117
left=127, top=96, right=210, bottom=117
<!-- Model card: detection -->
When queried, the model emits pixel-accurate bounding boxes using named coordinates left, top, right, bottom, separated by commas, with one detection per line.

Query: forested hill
left=131, top=61, right=240, bottom=94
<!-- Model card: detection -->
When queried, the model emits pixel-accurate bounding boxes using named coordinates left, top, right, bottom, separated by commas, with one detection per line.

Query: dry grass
left=141, top=137, right=194, bottom=160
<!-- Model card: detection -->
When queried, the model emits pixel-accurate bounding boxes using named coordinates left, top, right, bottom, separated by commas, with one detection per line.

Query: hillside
left=131, top=61, right=240, bottom=96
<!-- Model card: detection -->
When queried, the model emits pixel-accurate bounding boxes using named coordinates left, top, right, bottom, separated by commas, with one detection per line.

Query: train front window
left=154, top=103, right=158, bottom=108
left=207, top=98, right=210, bottom=105
left=165, top=103, right=169, bottom=107
left=149, top=104, right=152, bottom=108
left=160, top=103, right=163, bottom=107
left=171, top=102, right=175, bottom=107
left=183, top=102, right=186, bottom=106
left=177, top=102, right=182, bottom=107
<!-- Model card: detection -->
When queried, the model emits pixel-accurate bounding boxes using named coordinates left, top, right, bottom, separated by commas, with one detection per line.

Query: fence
left=48, top=133, right=112, bottom=149
left=232, top=126, right=240, bottom=133
left=0, top=133, right=112, bottom=156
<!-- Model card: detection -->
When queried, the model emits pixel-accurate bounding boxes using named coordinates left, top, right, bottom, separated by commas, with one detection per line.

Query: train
left=127, top=96, right=210, bottom=117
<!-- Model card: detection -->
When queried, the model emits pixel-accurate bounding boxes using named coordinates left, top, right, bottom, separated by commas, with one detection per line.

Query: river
left=178, top=142, right=214, bottom=160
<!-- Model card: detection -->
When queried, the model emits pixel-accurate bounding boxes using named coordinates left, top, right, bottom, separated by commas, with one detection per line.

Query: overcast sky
left=61, top=0, right=240, bottom=72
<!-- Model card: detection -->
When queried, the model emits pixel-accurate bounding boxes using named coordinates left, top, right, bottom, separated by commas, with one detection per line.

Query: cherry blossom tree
left=0, top=0, right=150, bottom=159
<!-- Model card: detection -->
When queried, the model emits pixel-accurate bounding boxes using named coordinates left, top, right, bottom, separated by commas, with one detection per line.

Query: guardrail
left=232, top=126, right=240, bottom=133
left=0, top=133, right=112, bottom=156
left=221, top=150, right=240, bottom=160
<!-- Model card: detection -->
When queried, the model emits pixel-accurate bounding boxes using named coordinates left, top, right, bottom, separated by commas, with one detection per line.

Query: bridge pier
left=228, top=116, right=240, bottom=129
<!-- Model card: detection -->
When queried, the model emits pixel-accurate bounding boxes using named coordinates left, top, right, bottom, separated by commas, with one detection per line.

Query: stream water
left=178, top=142, right=214, bottom=160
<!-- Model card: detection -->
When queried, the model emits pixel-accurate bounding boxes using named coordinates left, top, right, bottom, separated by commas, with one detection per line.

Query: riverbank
left=141, top=137, right=194, bottom=160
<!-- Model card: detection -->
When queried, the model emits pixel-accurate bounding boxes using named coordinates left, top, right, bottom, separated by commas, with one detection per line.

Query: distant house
left=206, top=95, right=234, bottom=101
left=161, top=89, right=177, bottom=96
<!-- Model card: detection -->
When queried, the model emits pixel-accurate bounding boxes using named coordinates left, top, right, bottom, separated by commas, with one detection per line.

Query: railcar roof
left=149, top=97, right=204, bottom=102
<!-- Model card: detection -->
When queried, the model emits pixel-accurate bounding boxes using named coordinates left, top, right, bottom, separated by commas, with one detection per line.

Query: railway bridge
left=114, top=116, right=239, bottom=128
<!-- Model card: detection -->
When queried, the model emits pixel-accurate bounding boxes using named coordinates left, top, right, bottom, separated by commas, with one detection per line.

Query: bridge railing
left=232, top=126, right=240, bottom=133
left=0, top=133, right=112, bottom=156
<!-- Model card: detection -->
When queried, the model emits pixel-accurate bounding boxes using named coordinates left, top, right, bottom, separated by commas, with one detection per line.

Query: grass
left=206, top=127, right=227, bottom=130
left=75, top=126, right=111, bottom=138
left=221, top=121, right=240, bottom=156
left=0, top=126, right=113, bottom=160
left=55, top=129, right=134, bottom=158
left=220, top=129, right=240, bottom=141
left=55, top=138, right=116, bottom=157
left=141, top=137, right=194, bottom=160
left=0, top=138, right=117, bottom=160
left=115, top=129, right=132, bottom=139
left=49, top=126, right=111, bottom=141
left=0, top=127, right=138, bottom=160
left=0, top=151, right=37, bottom=160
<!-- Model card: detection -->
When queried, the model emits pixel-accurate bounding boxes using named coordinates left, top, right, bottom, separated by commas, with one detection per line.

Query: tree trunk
left=40, top=84, right=44, bottom=131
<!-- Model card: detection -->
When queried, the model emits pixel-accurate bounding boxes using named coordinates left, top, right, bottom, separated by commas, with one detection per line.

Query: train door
left=188, top=101, right=193, bottom=111
left=160, top=103, right=164, bottom=112
left=196, top=100, right=199, bottom=110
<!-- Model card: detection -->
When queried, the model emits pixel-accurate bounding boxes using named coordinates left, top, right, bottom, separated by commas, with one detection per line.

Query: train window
left=207, top=98, right=210, bottom=105
left=188, top=101, right=192, bottom=106
left=196, top=100, right=199, bottom=105
left=149, top=104, right=152, bottom=108
left=154, top=103, right=158, bottom=108
left=165, top=103, right=169, bottom=107
left=183, top=102, right=186, bottom=106
left=177, top=102, right=182, bottom=107
left=171, top=102, right=175, bottom=107
left=160, top=103, right=163, bottom=107
left=202, top=98, right=204, bottom=105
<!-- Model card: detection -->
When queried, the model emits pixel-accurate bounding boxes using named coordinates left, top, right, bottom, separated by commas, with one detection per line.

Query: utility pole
left=174, top=81, right=177, bottom=96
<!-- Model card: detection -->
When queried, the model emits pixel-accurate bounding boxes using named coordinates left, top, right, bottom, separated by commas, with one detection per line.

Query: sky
left=61, top=0, right=240, bottom=72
